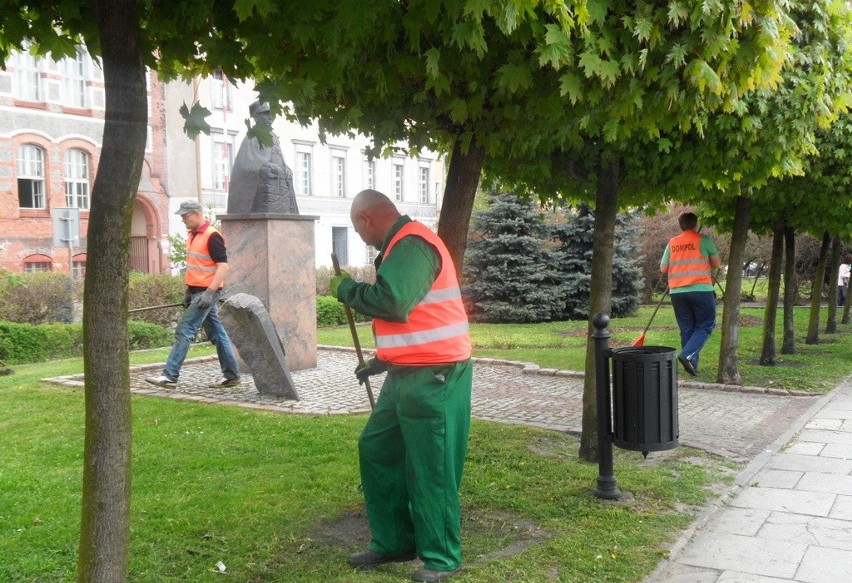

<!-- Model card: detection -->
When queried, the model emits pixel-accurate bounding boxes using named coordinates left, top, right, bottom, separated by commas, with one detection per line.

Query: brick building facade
left=2, top=47, right=446, bottom=276
left=0, top=45, right=170, bottom=275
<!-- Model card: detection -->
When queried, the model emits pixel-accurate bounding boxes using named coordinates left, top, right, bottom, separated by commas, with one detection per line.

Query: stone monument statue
left=227, top=101, right=299, bottom=215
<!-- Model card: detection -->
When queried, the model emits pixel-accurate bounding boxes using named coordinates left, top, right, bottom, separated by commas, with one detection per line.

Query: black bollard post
left=592, top=312, right=621, bottom=500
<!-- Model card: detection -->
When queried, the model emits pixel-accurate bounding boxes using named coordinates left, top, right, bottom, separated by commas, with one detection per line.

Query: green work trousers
left=359, top=359, right=473, bottom=572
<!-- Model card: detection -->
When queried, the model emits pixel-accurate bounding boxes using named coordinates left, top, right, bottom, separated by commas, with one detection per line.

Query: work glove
left=197, top=289, right=215, bottom=310
left=183, top=288, right=193, bottom=308
left=329, top=271, right=351, bottom=298
left=354, top=358, right=388, bottom=385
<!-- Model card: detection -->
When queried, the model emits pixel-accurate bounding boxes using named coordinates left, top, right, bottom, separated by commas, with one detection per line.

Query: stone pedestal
left=219, top=213, right=318, bottom=371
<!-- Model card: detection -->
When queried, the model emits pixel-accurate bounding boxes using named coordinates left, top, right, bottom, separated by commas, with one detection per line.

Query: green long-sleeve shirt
left=337, top=216, right=441, bottom=322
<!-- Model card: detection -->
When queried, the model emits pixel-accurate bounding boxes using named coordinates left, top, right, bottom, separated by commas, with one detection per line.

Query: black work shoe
left=412, top=567, right=462, bottom=582
left=348, top=549, right=417, bottom=570
left=677, top=354, right=697, bottom=376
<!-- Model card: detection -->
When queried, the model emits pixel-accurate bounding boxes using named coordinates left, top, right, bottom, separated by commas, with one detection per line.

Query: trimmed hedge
left=0, top=271, right=77, bottom=324
left=128, top=273, right=185, bottom=327
left=0, top=320, right=172, bottom=365
left=316, top=295, right=370, bottom=326
left=316, top=265, right=376, bottom=296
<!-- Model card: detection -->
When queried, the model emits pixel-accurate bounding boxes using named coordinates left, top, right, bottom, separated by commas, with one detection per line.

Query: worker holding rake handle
left=329, top=189, right=472, bottom=583
left=659, top=212, right=721, bottom=376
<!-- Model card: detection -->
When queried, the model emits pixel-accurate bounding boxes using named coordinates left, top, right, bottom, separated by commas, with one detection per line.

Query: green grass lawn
left=0, top=357, right=732, bottom=582
left=320, top=304, right=852, bottom=393
left=2, top=303, right=849, bottom=581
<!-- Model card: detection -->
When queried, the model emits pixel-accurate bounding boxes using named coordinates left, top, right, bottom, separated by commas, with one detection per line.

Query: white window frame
left=64, top=49, right=88, bottom=108
left=211, top=69, right=231, bottom=110
left=65, top=149, right=91, bottom=210
left=418, top=166, right=430, bottom=204
left=72, top=259, right=87, bottom=278
left=294, top=145, right=313, bottom=196
left=24, top=262, right=52, bottom=272
left=364, top=159, right=376, bottom=190
left=331, top=152, right=347, bottom=198
left=17, top=144, right=46, bottom=209
left=13, top=48, right=42, bottom=102
left=23, top=256, right=52, bottom=272
left=211, top=132, right=235, bottom=191
left=393, top=162, right=404, bottom=202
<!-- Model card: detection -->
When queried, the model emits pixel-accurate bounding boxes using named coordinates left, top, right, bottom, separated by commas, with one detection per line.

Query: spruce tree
left=464, top=189, right=558, bottom=323
left=550, top=204, right=643, bottom=319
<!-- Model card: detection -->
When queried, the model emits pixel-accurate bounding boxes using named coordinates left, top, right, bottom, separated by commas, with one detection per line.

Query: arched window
left=17, top=144, right=46, bottom=208
left=72, top=253, right=87, bottom=278
left=23, top=254, right=52, bottom=272
left=65, top=149, right=90, bottom=210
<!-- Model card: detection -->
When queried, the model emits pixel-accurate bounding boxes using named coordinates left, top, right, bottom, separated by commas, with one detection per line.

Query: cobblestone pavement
left=46, top=347, right=818, bottom=463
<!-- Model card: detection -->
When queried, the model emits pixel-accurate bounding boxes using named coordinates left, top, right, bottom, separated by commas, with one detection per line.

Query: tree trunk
left=78, top=2, right=147, bottom=581
left=825, top=235, right=841, bottom=334
left=781, top=225, right=797, bottom=354
left=843, top=274, right=852, bottom=325
left=805, top=232, right=830, bottom=345
left=436, top=138, right=485, bottom=282
left=716, top=195, right=751, bottom=385
left=759, top=220, right=784, bottom=365
left=579, top=156, right=619, bottom=462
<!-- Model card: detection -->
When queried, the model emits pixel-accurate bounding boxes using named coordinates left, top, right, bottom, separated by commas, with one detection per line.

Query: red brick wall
left=0, top=134, right=98, bottom=273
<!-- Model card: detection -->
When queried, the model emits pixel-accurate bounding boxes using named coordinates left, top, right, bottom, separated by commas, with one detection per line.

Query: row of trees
left=2, top=2, right=851, bottom=579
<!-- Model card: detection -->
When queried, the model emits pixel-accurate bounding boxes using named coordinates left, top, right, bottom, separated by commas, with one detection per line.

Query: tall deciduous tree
left=76, top=2, right=147, bottom=578
left=210, top=0, right=798, bottom=461
left=0, top=1, right=288, bottom=579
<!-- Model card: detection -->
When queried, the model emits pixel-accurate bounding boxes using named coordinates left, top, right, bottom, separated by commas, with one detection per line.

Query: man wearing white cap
left=146, top=200, right=240, bottom=388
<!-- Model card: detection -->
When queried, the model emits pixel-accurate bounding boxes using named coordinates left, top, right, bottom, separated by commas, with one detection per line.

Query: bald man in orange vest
left=330, top=190, right=471, bottom=582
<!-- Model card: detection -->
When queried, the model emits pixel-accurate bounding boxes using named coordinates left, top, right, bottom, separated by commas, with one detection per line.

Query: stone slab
left=758, top=512, right=852, bottom=550
left=705, top=507, right=770, bottom=536
left=768, top=453, right=852, bottom=475
left=730, top=487, right=836, bottom=517
left=798, top=428, right=852, bottom=445
left=795, top=546, right=852, bottom=582
left=796, top=472, right=852, bottom=496
left=830, top=495, right=852, bottom=520
left=676, top=532, right=806, bottom=579
left=219, top=293, right=298, bottom=400
left=753, top=469, right=803, bottom=489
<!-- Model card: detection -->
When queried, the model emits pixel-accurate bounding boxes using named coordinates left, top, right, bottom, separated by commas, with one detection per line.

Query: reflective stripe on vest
left=185, top=224, right=223, bottom=288
left=374, top=221, right=472, bottom=365
left=667, top=230, right=712, bottom=288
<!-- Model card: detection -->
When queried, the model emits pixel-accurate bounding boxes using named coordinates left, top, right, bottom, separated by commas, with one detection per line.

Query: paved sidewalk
left=647, top=376, right=852, bottom=583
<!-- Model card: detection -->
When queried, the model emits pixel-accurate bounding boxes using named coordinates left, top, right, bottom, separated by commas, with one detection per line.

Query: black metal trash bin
left=611, top=346, right=678, bottom=454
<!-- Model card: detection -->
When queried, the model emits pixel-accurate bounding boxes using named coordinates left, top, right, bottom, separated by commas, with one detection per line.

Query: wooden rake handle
left=331, top=252, right=375, bottom=409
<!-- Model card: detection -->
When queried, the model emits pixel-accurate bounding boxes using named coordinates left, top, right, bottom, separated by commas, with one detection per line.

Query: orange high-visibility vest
left=374, top=221, right=471, bottom=365
left=185, top=224, right=223, bottom=289
left=667, top=230, right=712, bottom=289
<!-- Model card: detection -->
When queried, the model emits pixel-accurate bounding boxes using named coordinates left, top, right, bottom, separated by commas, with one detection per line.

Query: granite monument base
left=219, top=213, right=318, bottom=372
